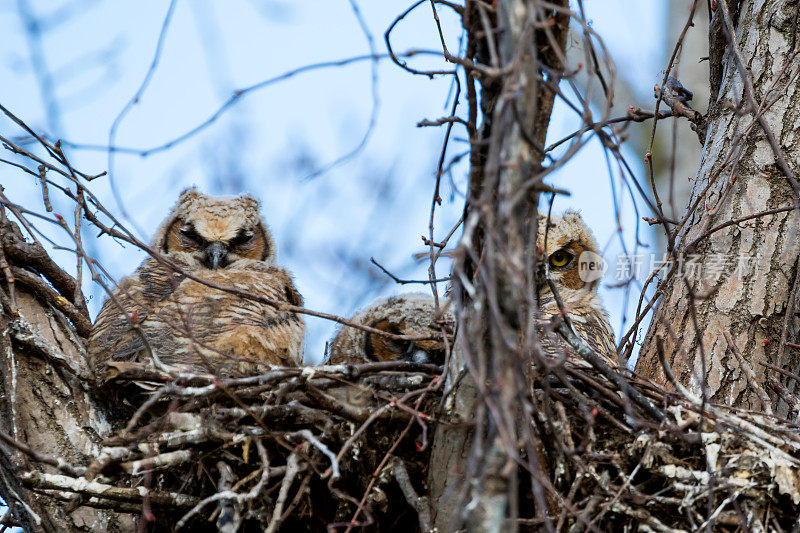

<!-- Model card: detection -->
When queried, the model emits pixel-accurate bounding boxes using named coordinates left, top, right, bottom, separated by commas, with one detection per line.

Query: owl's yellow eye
left=549, top=250, right=572, bottom=268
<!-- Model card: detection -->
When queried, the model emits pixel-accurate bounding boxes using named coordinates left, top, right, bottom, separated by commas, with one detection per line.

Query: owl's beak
left=203, top=241, right=229, bottom=269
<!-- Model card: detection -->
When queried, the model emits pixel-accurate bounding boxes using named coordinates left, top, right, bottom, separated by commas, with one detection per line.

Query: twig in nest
left=695, top=484, right=755, bottom=531
left=552, top=314, right=665, bottom=422
left=85, top=447, right=133, bottom=481
left=392, top=457, right=432, bottom=532
left=767, top=376, right=800, bottom=417
left=215, top=461, right=241, bottom=533
left=21, top=471, right=198, bottom=508
left=610, top=501, right=681, bottom=532
left=724, top=331, right=773, bottom=415
left=175, top=438, right=271, bottom=529
left=656, top=337, right=800, bottom=461
left=287, top=430, right=340, bottom=480
left=304, top=384, right=372, bottom=422
left=265, top=452, right=300, bottom=533
left=121, top=450, right=193, bottom=476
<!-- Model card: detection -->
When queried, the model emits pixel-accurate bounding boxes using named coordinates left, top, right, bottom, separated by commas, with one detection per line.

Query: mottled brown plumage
left=327, top=293, right=454, bottom=365
left=324, top=293, right=452, bottom=409
left=537, top=210, right=617, bottom=368
left=89, top=188, right=305, bottom=381
left=325, top=211, right=615, bottom=370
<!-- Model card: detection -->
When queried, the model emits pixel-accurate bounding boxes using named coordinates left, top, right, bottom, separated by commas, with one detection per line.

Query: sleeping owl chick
left=89, top=188, right=305, bottom=381
left=537, top=210, right=617, bottom=368
left=327, top=293, right=454, bottom=365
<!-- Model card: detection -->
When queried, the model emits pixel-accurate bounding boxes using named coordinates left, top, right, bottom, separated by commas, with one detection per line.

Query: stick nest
left=38, top=362, right=441, bottom=532
left=17, top=359, right=800, bottom=532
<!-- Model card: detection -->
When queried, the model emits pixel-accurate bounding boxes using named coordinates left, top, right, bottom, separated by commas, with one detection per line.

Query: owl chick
left=89, top=188, right=305, bottom=381
left=327, top=293, right=454, bottom=365
left=537, top=210, right=617, bottom=368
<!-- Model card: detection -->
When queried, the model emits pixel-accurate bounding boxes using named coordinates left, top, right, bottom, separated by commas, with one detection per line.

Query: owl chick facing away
left=88, top=188, right=305, bottom=381
left=537, top=210, right=617, bottom=368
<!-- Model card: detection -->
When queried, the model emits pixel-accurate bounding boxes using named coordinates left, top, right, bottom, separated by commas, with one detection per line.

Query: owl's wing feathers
left=89, top=269, right=151, bottom=370
left=570, top=312, right=618, bottom=368
left=89, top=258, right=305, bottom=378
left=89, top=256, right=191, bottom=370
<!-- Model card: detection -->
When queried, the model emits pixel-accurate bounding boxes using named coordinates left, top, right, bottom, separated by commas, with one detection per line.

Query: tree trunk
left=0, top=220, right=136, bottom=531
left=427, top=1, right=569, bottom=530
left=636, top=0, right=800, bottom=415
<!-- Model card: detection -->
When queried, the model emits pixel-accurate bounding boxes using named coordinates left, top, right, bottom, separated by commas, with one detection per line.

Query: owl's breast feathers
left=88, top=257, right=305, bottom=380
left=537, top=293, right=618, bottom=369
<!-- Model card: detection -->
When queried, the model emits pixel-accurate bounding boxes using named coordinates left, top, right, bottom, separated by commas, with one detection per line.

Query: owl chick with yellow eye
left=537, top=210, right=617, bottom=368
left=88, top=188, right=305, bottom=381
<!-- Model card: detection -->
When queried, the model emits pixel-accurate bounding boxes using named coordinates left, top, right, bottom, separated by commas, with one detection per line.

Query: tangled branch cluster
left=8, top=301, right=800, bottom=532
left=3, top=0, right=800, bottom=530
left=527, top=365, right=800, bottom=531
left=1, top=214, right=799, bottom=530
left=6, top=316, right=441, bottom=532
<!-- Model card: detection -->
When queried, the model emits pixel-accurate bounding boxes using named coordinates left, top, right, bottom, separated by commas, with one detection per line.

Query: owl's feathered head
left=153, top=188, right=276, bottom=269
left=329, top=293, right=454, bottom=365
left=537, top=210, right=604, bottom=294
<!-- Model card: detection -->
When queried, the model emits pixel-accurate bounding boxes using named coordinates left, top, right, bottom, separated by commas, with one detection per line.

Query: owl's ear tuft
left=239, top=194, right=260, bottom=212
left=560, top=209, right=585, bottom=225
left=178, top=187, right=200, bottom=202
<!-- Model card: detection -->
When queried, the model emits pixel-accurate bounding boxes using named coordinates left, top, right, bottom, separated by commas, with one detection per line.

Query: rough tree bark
left=636, top=0, right=800, bottom=414
left=427, top=1, right=568, bottom=530
left=0, top=221, right=136, bottom=531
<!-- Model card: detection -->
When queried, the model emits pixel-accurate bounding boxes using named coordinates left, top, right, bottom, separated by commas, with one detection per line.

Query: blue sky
left=0, top=0, right=667, bottom=365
